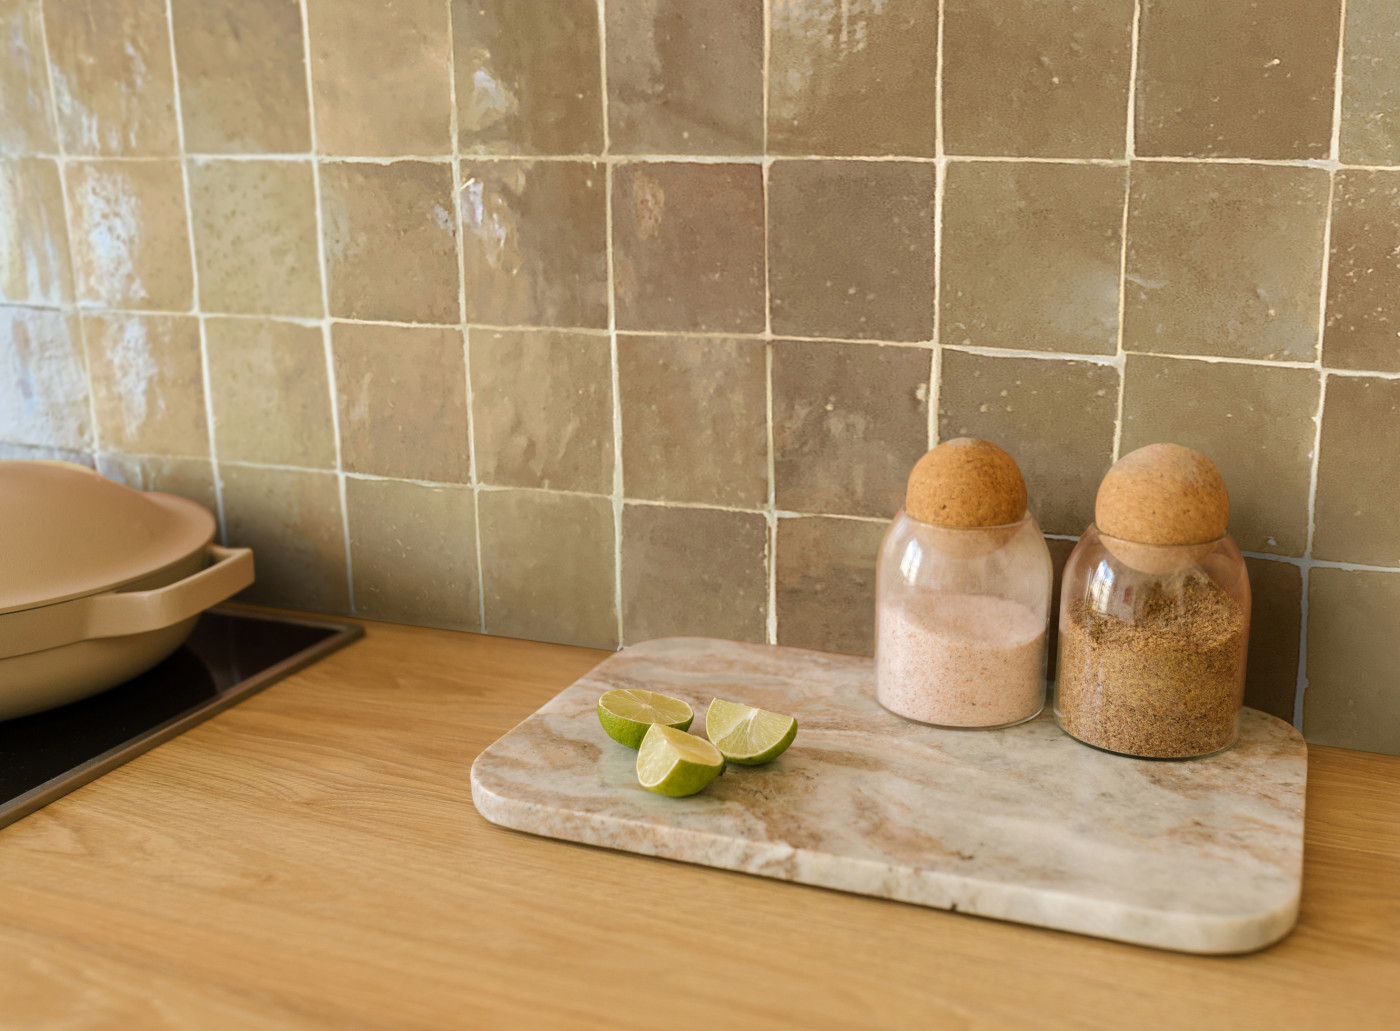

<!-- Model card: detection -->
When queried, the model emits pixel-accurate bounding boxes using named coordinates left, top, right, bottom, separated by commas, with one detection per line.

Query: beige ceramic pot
left=0, top=461, right=255, bottom=720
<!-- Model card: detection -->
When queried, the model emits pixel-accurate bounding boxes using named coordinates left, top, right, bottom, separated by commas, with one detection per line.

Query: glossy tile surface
left=0, top=306, right=89, bottom=449
left=1323, top=171, right=1400, bottom=373
left=775, top=515, right=886, bottom=656
left=0, top=157, right=72, bottom=304
left=1340, top=1, right=1400, bottom=166
left=84, top=313, right=208, bottom=457
left=0, top=0, right=56, bottom=153
left=1313, top=375, right=1400, bottom=567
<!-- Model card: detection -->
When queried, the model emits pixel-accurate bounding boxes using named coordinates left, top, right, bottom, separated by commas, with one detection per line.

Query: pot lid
left=0, top=461, right=215, bottom=615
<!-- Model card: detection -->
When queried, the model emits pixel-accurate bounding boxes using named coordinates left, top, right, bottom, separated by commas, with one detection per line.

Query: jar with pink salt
left=875, top=439, right=1052, bottom=729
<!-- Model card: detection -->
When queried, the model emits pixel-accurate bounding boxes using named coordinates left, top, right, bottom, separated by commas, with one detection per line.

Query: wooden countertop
left=1, top=612, right=1396, bottom=1030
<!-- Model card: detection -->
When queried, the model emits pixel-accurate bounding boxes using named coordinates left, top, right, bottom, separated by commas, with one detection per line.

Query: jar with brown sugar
left=1054, top=444, right=1252, bottom=759
left=875, top=439, right=1053, bottom=729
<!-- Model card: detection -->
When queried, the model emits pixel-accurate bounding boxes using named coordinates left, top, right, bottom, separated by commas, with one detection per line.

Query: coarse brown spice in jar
left=1055, top=573, right=1245, bottom=759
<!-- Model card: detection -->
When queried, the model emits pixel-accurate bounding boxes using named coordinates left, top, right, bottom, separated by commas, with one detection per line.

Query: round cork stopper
left=1095, top=444, right=1229, bottom=546
left=905, top=438, right=1027, bottom=528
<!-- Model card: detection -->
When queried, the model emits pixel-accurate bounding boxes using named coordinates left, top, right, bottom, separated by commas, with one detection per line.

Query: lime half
left=704, top=698, right=798, bottom=765
left=597, top=689, right=694, bottom=749
left=636, top=725, right=725, bottom=797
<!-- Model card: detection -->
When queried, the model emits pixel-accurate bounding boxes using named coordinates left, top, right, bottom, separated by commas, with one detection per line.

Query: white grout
left=1331, top=0, right=1351, bottom=165
left=1112, top=0, right=1141, bottom=463
left=597, top=0, right=624, bottom=649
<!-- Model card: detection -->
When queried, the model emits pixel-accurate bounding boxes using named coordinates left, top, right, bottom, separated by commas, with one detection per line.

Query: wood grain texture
left=0, top=605, right=1396, bottom=1030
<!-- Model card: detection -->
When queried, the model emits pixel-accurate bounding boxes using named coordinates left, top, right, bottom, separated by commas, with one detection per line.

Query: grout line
left=942, top=342, right=1119, bottom=366
left=1113, top=0, right=1141, bottom=462
left=598, top=0, right=623, bottom=650
left=765, top=342, right=778, bottom=646
left=762, top=2, right=776, bottom=646
left=1330, top=0, right=1350, bottom=165
left=930, top=0, right=945, bottom=451
left=1125, top=0, right=1142, bottom=161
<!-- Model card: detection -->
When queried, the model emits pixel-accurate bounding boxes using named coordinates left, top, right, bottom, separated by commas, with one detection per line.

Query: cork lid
left=905, top=438, right=1027, bottom=528
left=1095, top=444, right=1230, bottom=546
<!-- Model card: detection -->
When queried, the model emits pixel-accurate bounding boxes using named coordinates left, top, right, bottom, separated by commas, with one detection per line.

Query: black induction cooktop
left=0, top=606, right=362, bottom=830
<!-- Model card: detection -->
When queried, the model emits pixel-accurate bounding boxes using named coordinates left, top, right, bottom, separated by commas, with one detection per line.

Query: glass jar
left=1053, top=525, right=1251, bottom=759
left=875, top=510, right=1053, bottom=728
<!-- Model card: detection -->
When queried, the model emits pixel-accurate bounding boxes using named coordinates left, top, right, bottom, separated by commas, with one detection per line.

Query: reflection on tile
left=775, top=515, right=886, bottom=656
left=0, top=157, right=72, bottom=304
left=96, top=453, right=217, bottom=514
left=479, top=488, right=617, bottom=649
left=84, top=313, right=208, bottom=457
left=1045, top=535, right=1076, bottom=681
left=1340, top=1, right=1400, bottom=166
left=941, top=162, right=1124, bottom=355
left=1313, top=375, right=1400, bottom=566
left=0, top=306, right=89, bottom=449
left=205, top=317, right=335, bottom=469
left=460, top=160, right=607, bottom=328
left=1305, top=568, right=1400, bottom=755
left=1243, top=557, right=1302, bottom=724
left=1323, top=171, right=1400, bottom=373
left=0, top=441, right=92, bottom=466
left=621, top=505, right=767, bottom=645
left=0, top=0, right=56, bottom=153
left=346, top=476, right=479, bottom=630
left=470, top=329, right=613, bottom=493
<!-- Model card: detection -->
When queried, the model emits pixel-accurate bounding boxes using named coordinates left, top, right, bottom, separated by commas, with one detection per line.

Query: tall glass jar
left=1054, top=525, right=1251, bottom=759
left=875, top=510, right=1053, bottom=728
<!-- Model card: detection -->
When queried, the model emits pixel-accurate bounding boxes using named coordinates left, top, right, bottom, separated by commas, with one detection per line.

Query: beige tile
left=618, top=335, right=767, bottom=507
left=607, top=0, right=762, bottom=155
left=205, top=317, right=335, bottom=469
left=1120, top=356, right=1320, bottom=556
left=1340, top=0, right=1400, bottom=166
left=612, top=162, right=765, bottom=333
left=460, top=160, right=607, bottom=328
left=220, top=464, right=349, bottom=613
left=621, top=505, right=767, bottom=645
left=0, top=157, right=72, bottom=304
left=1323, top=171, right=1400, bottom=373
left=775, top=515, right=886, bottom=656
left=1242, top=557, right=1303, bottom=724
left=332, top=322, right=469, bottom=484
left=941, top=162, right=1125, bottom=356
left=85, top=313, right=209, bottom=457
left=1313, top=375, right=1400, bottom=566
left=0, top=441, right=91, bottom=466
left=470, top=329, right=613, bottom=493
left=453, top=0, right=603, bottom=155
left=1135, top=0, right=1340, bottom=159
left=0, top=306, right=89, bottom=449
left=66, top=159, right=193, bottom=312
left=943, top=0, right=1133, bottom=158
left=189, top=159, right=321, bottom=317
left=479, top=489, right=617, bottom=649
left=772, top=339, right=930, bottom=518
left=0, top=0, right=56, bottom=153
left=769, top=160, right=935, bottom=341
left=44, top=0, right=179, bottom=155
left=1123, top=163, right=1329, bottom=362
left=306, top=0, right=451, bottom=155
left=345, top=477, right=479, bottom=630
left=96, top=453, right=217, bottom=514
left=170, top=0, right=311, bottom=154
left=769, top=0, right=936, bottom=157
left=938, top=350, right=1118, bottom=536
left=1305, top=567, right=1400, bottom=755
left=320, top=161, right=460, bottom=324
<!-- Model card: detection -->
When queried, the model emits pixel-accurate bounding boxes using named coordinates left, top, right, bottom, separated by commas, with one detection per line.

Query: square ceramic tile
left=607, top=0, right=762, bottom=155
left=0, top=157, right=72, bottom=304
left=470, top=329, right=613, bottom=493
left=170, top=0, right=311, bottom=154
left=1323, top=171, right=1400, bottom=373
left=204, top=317, right=335, bottom=469
left=189, top=159, right=321, bottom=317
left=941, top=162, right=1125, bottom=356
left=453, top=0, right=603, bottom=155
left=1340, top=1, right=1400, bottom=166
left=1242, top=557, right=1303, bottom=724
left=0, top=0, right=56, bottom=153
left=1123, top=163, right=1330, bottom=362
left=1313, top=375, right=1400, bottom=566
left=345, top=476, right=479, bottom=630
left=0, top=306, right=89, bottom=449
left=618, top=334, right=768, bottom=507
left=621, top=505, right=768, bottom=645
left=1305, top=568, right=1400, bottom=755
left=96, top=453, right=217, bottom=514
left=320, top=161, right=460, bottom=324
left=66, top=159, right=193, bottom=312
left=1120, top=356, right=1320, bottom=556
left=772, top=339, right=930, bottom=518
left=1135, top=0, right=1340, bottom=159
left=937, top=350, right=1118, bottom=536
left=775, top=515, right=887, bottom=656
left=219, top=464, right=349, bottom=613
left=460, top=160, right=607, bottom=329
left=43, top=0, right=179, bottom=155
left=305, top=0, right=451, bottom=155
left=769, top=160, right=935, bottom=341
left=769, top=0, right=936, bottom=157
left=84, top=313, right=208, bottom=457
left=612, top=162, right=765, bottom=333
left=478, top=488, right=617, bottom=649
left=332, top=322, right=469, bottom=484
left=942, top=0, right=1133, bottom=158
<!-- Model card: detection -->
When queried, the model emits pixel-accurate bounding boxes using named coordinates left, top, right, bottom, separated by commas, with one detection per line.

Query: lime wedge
left=636, top=725, right=725, bottom=797
left=597, top=689, right=694, bottom=749
left=704, top=698, right=798, bottom=765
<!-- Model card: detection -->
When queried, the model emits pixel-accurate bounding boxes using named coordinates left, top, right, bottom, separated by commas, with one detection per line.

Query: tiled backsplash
left=1, top=0, right=1397, bottom=754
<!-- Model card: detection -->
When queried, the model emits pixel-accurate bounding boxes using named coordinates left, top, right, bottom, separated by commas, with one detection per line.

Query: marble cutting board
left=471, top=637, right=1307, bottom=954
